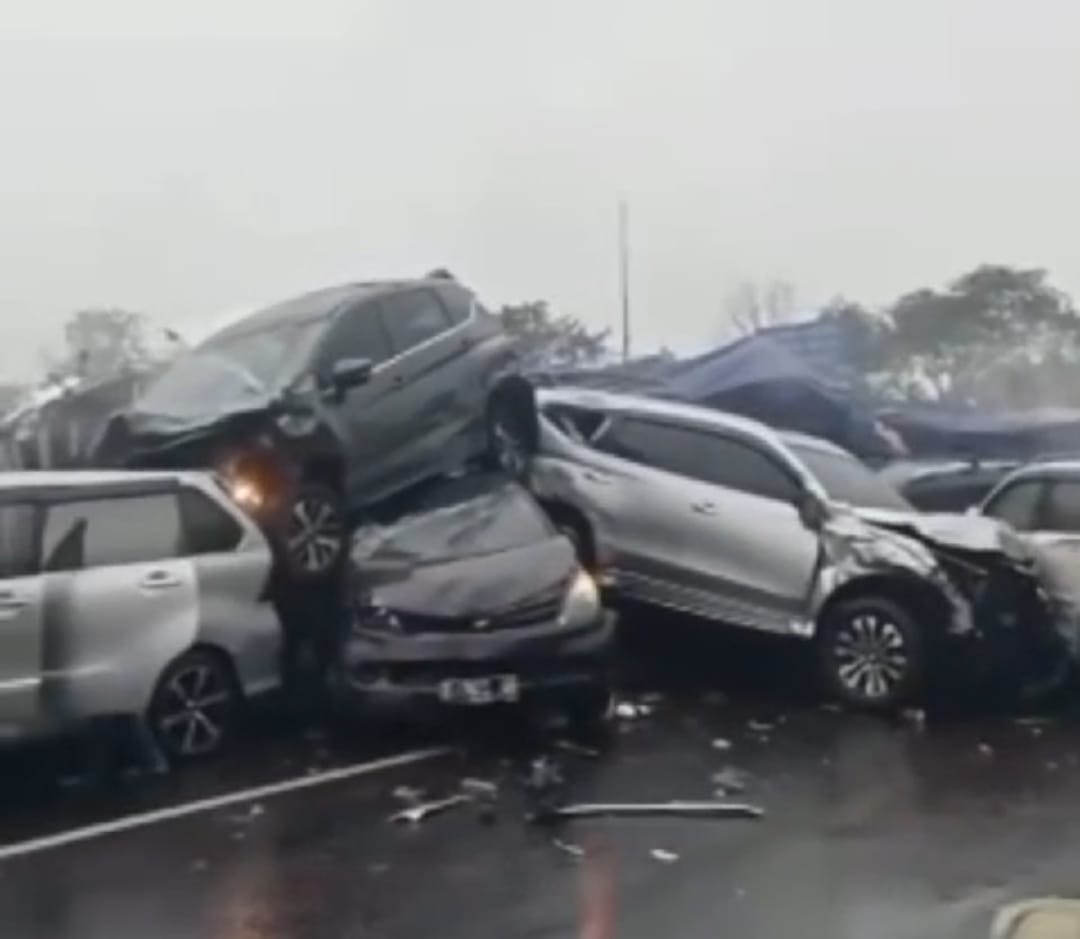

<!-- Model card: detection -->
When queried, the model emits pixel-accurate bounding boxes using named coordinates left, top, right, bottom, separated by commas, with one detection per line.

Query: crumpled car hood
left=853, top=507, right=1031, bottom=562
left=356, top=537, right=575, bottom=617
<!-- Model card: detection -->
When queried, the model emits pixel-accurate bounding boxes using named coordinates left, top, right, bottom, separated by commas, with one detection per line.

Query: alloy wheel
left=153, top=661, right=234, bottom=759
left=832, top=612, right=910, bottom=703
left=286, top=492, right=345, bottom=576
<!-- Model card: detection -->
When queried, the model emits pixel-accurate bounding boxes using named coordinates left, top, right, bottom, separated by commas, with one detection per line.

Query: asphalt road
left=3, top=615, right=1080, bottom=939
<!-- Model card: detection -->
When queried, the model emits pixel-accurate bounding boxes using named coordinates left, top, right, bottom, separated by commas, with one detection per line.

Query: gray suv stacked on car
left=94, top=274, right=533, bottom=582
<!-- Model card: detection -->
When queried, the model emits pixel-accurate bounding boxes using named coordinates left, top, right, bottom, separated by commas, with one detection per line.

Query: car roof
left=998, top=459, right=1080, bottom=482
left=777, top=430, right=853, bottom=458
left=207, top=278, right=458, bottom=344
left=537, top=386, right=789, bottom=444
left=0, top=469, right=213, bottom=489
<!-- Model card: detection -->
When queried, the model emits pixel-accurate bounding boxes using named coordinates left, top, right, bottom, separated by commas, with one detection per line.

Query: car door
left=39, top=486, right=198, bottom=720
left=178, top=484, right=279, bottom=696
left=591, top=416, right=820, bottom=631
left=311, top=299, right=398, bottom=503
left=0, top=501, right=45, bottom=732
left=377, top=288, right=475, bottom=492
left=994, top=476, right=1080, bottom=607
left=646, top=424, right=818, bottom=629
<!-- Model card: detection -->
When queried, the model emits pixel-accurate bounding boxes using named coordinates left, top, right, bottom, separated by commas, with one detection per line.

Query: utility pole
left=618, top=198, right=631, bottom=362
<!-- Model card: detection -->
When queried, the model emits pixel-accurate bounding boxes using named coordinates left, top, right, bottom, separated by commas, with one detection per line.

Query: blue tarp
left=656, top=334, right=892, bottom=457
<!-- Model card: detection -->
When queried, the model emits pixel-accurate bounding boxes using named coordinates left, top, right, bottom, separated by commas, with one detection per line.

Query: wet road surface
left=3, top=615, right=1080, bottom=939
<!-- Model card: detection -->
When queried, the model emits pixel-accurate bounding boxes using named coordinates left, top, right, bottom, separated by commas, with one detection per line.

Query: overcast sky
left=2, top=0, right=1079, bottom=379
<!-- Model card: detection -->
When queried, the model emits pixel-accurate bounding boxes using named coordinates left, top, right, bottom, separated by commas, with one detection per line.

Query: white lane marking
left=0, top=746, right=452, bottom=863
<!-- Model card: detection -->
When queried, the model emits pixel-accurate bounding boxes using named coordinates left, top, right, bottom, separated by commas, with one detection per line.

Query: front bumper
left=328, top=610, right=616, bottom=714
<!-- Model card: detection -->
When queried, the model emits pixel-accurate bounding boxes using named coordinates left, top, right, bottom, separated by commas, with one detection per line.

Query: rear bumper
left=328, top=611, right=616, bottom=714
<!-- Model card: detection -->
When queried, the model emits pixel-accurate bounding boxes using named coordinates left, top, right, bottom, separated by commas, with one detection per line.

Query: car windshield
left=791, top=443, right=913, bottom=511
left=137, top=318, right=327, bottom=420
left=353, top=478, right=555, bottom=563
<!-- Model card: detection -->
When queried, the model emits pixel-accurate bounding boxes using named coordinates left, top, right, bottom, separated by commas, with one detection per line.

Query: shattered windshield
left=791, top=443, right=912, bottom=511
left=137, top=318, right=327, bottom=419
left=353, top=480, right=556, bottom=563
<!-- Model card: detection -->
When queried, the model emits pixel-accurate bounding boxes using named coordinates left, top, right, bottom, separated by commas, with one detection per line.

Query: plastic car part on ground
left=532, top=800, right=765, bottom=823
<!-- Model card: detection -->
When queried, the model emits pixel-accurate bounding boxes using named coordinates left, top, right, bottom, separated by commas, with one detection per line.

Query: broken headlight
left=559, top=569, right=601, bottom=628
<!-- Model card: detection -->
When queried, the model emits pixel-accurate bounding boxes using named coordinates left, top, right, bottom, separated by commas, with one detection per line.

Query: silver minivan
left=0, top=470, right=281, bottom=760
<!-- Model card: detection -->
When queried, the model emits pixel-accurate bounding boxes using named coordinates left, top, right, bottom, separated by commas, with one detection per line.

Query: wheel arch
left=815, top=572, right=953, bottom=640
left=486, top=374, right=538, bottom=453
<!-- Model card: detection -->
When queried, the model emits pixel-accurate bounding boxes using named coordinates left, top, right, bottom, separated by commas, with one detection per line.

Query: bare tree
left=724, top=279, right=798, bottom=337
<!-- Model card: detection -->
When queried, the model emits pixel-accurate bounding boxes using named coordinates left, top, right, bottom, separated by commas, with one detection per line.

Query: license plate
left=438, top=675, right=520, bottom=705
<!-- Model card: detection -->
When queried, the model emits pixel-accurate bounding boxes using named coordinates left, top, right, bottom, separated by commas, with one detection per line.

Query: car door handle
left=139, top=570, right=182, bottom=590
left=691, top=501, right=719, bottom=515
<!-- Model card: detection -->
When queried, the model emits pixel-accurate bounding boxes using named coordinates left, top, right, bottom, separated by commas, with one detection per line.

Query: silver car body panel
left=0, top=470, right=280, bottom=743
left=529, top=388, right=976, bottom=640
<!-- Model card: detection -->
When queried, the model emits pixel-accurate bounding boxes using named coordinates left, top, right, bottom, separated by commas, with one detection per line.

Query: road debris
left=747, top=719, right=775, bottom=733
left=711, top=767, right=748, bottom=794
left=614, top=700, right=654, bottom=720
left=650, top=849, right=680, bottom=863
left=901, top=708, right=927, bottom=731
left=552, top=837, right=586, bottom=859
left=554, top=739, right=601, bottom=758
left=460, top=778, right=498, bottom=799
left=389, top=793, right=471, bottom=825
left=392, top=785, right=425, bottom=805
left=711, top=738, right=733, bottom=751
left=978, top=743, right=995, bottom=758
left=533, top=800, right=765, bottom=823
left=640, top=692, right=665, bottom=706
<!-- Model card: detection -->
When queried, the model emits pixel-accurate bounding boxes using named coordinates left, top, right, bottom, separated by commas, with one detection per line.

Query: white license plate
left=437, top=675, right=520, bottom=705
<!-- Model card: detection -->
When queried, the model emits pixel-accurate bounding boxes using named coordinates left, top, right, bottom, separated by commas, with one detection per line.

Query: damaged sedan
left=329, top=472, right=615, bottom=725
left=526, top=387, right=1065, bottom=708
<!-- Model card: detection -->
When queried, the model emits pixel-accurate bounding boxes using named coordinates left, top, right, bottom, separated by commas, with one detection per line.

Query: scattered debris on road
left=552, top=837, right=586, bottom=859
left=978, top=743, right=995, bottom=758
left=392, top=785, right=425, bottom=805
left=747, top=719, right=774, bottom=734
left=389, top=793, right=471, bottom=825
left=711, top=766, right=748, bottom=795
left=650, top=849, right=680, bottom=863
left=711, top=738, right=733, bottom=751
left=615, top=701, right=653, bottom=720
left=533, top=800, right=765, bottom=823
left=554, top=739, right=601, bottom=758
left=902, top=708, right=927, bottom=731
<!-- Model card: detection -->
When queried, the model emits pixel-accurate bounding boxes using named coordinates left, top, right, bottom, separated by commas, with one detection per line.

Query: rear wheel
left=282, top=482, right=347, bottom=582
left=148, top=650, right=241, bottom=763
left=817, top=596, right=923, bottom=709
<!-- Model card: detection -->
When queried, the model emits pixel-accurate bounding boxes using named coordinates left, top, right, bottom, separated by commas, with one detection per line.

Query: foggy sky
left=2, top=0, right=1079, bottom=379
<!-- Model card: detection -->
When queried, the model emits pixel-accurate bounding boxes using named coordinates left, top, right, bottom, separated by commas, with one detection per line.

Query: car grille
left=395, top=584, right=566, bottom=634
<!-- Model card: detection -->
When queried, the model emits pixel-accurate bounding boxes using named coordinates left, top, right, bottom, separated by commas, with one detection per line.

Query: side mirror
left=329, top=358, right=373, bottom=394
left=797, top=489, right=828, bottom=532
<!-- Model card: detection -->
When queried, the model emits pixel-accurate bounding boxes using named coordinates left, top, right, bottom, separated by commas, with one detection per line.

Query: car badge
left=472, top=618, right=492, bottom=631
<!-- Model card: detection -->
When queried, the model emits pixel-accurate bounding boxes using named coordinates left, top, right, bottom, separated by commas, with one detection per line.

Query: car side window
left=594, top=418, right=798, bottom=502
left=381, top=289, right=453, bottom=353
left=41, top=493, right=182, bottom=572
left=318, top=302, right=393, bottom=373
left=1040, top=480, right=1080, bottom=533
left=0, top=503, right=38, bottom=578
left=983, top=480, right=1044, bottom=531
left=434, top=283, right=474, bottom=326
left=179, top=488, right=244, bottom=555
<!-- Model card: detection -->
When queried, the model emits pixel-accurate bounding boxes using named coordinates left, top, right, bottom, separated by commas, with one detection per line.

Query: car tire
left=147, top=649, right=241, bottom=764
left=485, top=395, right=531, bottom=478
left=282, top=482, right=348, bottom=583
left=817, top=596, right=924, bottom=710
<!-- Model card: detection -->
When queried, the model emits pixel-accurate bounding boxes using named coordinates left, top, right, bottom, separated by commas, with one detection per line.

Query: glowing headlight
left=559, top=569, right=601, bottom=628
left=228, top=476, right=264, bottom=511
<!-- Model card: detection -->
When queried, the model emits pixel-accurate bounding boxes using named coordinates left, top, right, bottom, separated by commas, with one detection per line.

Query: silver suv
left=528, top=388, right=1062, bottom=708
left=0, top=470, right=281, bottom=761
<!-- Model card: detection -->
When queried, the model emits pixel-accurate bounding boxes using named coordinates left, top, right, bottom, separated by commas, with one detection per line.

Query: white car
left=0, top=470, right=281, bottom=761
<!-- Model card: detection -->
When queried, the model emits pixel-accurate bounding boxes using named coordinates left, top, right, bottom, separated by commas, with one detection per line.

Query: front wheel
left=817, top=596, right=924, bottom=709
left=486, top=396, right=531, bottom=478
left=148, top=650, right=241, bottom=763
left=281, top=482, right=347, bottom=583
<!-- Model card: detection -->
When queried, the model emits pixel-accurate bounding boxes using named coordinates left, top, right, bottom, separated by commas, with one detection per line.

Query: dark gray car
left=94, top=275, right=534, bottom=582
